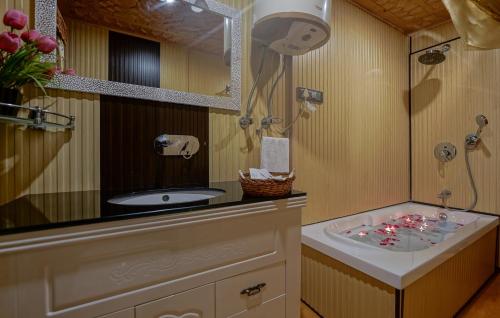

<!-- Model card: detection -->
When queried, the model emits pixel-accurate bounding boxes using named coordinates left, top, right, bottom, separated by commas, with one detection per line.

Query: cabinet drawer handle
left=240, top=283, right=266, bottom=296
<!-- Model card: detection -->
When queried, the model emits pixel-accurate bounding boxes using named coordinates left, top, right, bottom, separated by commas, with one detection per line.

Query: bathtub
left=302, top=203, right=498, bottom=289
left=301, top=203, right=498, bottom=318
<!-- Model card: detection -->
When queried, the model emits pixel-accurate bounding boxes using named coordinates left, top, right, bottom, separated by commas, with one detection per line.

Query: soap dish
left=239, top=172, right=295, bottom=197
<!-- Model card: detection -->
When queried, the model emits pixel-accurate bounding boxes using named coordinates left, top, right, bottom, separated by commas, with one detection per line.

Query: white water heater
left=252, top=0, right=331, bottom=56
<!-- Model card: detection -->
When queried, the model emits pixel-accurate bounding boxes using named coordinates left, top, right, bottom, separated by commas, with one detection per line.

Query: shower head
left=418, top=44, right=451, bottom=65
left=466, top=114, right=489, bottom=150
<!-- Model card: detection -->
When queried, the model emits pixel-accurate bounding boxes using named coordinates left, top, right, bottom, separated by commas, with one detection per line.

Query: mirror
left=35, top=0, right=241, bottom=111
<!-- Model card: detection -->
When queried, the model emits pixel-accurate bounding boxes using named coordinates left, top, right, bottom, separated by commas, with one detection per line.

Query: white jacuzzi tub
left=302, top=203, right=498, bottom=289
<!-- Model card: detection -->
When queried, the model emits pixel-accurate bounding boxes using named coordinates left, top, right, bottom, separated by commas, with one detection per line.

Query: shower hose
left=462, top=143, right=479, bottom=212
left=441, top=142, right=479, bottom=213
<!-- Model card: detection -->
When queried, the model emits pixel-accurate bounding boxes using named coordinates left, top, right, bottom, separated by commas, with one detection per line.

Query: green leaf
left=28, top=74, right=48, bottom=96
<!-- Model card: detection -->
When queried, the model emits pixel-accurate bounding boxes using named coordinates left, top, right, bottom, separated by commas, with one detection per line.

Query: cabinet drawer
left=136, top=284, right=215, bottom=318
left=215, top=263, right=285, bottom=318
left=228, top=295, right=285, bottom=318
left=98, top=308, right=134, bottom=318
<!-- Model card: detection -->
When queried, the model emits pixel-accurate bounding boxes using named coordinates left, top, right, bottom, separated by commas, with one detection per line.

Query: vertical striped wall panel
left=188, top=50, right=231, bottom=96
left=403, top=229, right=496, bottom=318
left=302, top=245, right=396, bottom=318
left=0, top=89, right=101, bottom=205
left=292, top=0, right=410, bottom=224
left=208, top=0, right=289, bottom=183
left=160, top=41, right=189, bottom=91
left=0, top=2, right=101, bottom=205
left=108, top=31, right=161, bottom=87
left=410, top=22, right=500, bottom=267
left=411, top=23, right=500, bottom=215
left=66, top=19, right=109, bottom=80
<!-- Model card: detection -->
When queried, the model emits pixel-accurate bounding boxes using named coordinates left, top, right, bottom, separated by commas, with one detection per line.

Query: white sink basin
left=108, top=189, right=225, bottom=206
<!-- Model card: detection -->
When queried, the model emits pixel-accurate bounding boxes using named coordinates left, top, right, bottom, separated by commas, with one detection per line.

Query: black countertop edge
left=0, top=181, right=306, bottom=237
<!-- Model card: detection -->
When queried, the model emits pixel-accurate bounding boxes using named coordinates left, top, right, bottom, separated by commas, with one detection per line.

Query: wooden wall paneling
left=302, top=245, right=396, bottom=318
left=293, top=0, right=410, bottom=225
left=188, top=50, right=231, bottom=96
left=0, top=1, right=101, bottom=207
left=66, top=19, right=109, bottom=80
left=160, top=41, right=189, bottom=91
left=209, top=0, right=245, bottom=184
left=348, top=0, right=450, bottom=34
left=403, top=229, right=497, bottom=318
left=411, top=28, right=500, bottom=215
left=0, top=0, right=31, bottom=202
left=108, top=31, right=161, bottom=88
left=208, top=0, right=295, bottom=183
left=0, top=89, right=100, bottom=207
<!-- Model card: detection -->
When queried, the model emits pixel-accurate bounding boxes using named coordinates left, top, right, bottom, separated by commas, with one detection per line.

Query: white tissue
left=246, top=168, right=295, bottom=181
left=261, top=137, right=289, bottom=173
left=249, top=168, right=273, bottom=180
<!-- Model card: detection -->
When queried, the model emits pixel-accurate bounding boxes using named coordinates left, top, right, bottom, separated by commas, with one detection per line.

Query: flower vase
left=0, top=87, right=22, bottom=116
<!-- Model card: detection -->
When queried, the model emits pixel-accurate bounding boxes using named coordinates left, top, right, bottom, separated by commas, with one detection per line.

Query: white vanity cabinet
left=0, top=196, right=305, bottom=318
left=135, top=284, right=215, bottom=318
left=99, top=308, right=135, bottom=318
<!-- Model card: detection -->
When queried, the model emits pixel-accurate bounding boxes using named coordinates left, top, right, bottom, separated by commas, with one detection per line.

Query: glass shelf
left=0, top=102, right=75, bottom=131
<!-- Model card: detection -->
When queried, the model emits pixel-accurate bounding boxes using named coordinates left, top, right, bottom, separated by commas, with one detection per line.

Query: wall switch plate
left=296, top=87, right=324, bottom=104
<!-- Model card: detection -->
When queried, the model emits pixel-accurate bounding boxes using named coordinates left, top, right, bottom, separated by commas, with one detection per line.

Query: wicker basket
left=239, top=172, right=295, bottom=197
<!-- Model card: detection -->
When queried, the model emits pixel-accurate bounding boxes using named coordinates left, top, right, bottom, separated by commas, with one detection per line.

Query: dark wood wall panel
left=100, top=95, right=209, bottom=193
left=108, top=31, right=161, bottom=88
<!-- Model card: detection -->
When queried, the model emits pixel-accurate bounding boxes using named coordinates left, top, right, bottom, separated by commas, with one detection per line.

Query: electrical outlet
left=296, top=87, right=324, bottom=103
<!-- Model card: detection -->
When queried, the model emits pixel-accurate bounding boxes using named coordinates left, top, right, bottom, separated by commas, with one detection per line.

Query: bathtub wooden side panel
left=403, top=229, right=497, bottom=318
left=301, top=245, right=396, bottom=318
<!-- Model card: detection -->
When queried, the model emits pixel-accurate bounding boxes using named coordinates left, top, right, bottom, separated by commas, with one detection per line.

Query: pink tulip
left=21, top=30, right=41, bottom=43
left=0, top=32, right=20, bottom=53
left=3, top=9, right=28, bottom=30
left=62, top=68, right=76, bottom=76
left=45, top=66, right=62, bottom=79
left=35, top=35, right=57, bottom=54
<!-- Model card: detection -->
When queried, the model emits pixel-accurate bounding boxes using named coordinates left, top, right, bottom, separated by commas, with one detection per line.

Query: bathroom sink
left=107, top=189, right=225, bottom=206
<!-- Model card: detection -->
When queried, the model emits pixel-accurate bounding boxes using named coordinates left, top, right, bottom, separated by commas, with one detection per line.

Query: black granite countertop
left=0, top=181, right=306, bottom=236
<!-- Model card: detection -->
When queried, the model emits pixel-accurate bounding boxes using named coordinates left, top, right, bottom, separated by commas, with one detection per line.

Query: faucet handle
left=434, top=143, right=456, bottom=162
left=154, top=134, right=200, bottom=159
left=437, top=189, right=452, bottom=200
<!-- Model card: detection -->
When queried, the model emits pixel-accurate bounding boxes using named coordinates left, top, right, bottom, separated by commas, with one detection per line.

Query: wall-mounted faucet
left=434, top=142, right=457, bottom=162
left=465, top=114, right=489, bottom=150
left=154, top=134, right=200, bottom=159
left=437, top=114, right=490, bottom=212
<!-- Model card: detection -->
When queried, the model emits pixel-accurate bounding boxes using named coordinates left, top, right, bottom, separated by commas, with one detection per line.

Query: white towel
left=260, top=137, right=289, bottom=173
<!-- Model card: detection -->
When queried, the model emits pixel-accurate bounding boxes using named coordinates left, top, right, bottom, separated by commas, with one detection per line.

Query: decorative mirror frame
left=35, top=0, right=242, bottom=111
